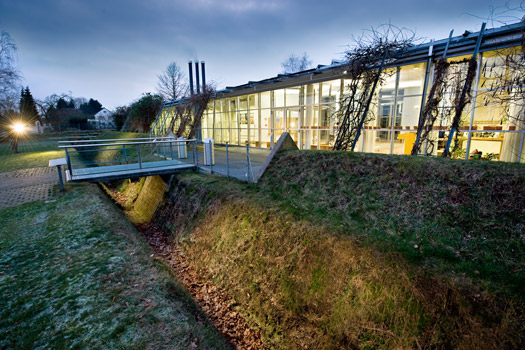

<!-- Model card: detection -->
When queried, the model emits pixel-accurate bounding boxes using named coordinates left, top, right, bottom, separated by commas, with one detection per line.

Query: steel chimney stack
left=188, top=59, right=206, bottom=95
left=201, top=61, right=206, bottom=88
left=195, top=60, right=201, bottom=94
left=188, top=61, right=194, bottom=96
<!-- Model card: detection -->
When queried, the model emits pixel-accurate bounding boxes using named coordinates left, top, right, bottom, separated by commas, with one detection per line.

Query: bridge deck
left=59, top=137, right=276, bottom=183
left=66, top=159, right=195, bottom=182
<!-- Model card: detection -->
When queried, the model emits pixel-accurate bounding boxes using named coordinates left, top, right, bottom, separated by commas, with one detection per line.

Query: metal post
left=390, top=67, right=400, bottom=154
left=444, top=22, right=486, bottom=157
left=65, top=148, right=73, bottom=175
left=210, top=142, right=213, bottom=174
left=350, top=51, right=388, bottom=152
left=518, top=128, right=525, bottom=163
left=193, top=141, right=197, bottom=166
left=465, top=52, right=483, bottom=160
left=226, top=142, right=230, bottom=178
left=56, top=165, right=64, bottom=191
left=123, top=144, right=127, bottom=162
left=195, top=141, right=199, bottom=166
left=413, top=44, right=433, bottom=155
left=443, top=29, right=454, bottom=59
left=138, top=145, right=142, bottom=169
left=170, top=141, right=174, bottom=160
left=246, top=143, right=251, bottom=183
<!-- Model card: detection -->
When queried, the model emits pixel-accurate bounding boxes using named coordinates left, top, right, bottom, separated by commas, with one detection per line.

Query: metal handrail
left=62, top=138, right=198, bottom=179
left=59, top=136, right=178, bottom=144
left=59, top=139, right=196, bottom=149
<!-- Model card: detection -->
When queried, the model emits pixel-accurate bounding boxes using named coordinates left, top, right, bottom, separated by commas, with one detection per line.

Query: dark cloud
left=0, top=0, right=522, bottom=109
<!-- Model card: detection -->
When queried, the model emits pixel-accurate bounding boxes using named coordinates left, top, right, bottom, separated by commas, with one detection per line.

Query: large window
left=286, top=87, right=301, bottom=107
left=153, top=42, right=523, bottom=162
left=273, top=89, right=285, bottom=108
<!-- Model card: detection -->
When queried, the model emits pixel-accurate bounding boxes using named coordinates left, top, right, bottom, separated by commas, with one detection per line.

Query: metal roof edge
left=163, top=21, right=524, bottom=104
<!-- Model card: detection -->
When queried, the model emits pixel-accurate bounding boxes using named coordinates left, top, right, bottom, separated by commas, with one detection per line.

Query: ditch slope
left=113, top=151, right=524, bottom=349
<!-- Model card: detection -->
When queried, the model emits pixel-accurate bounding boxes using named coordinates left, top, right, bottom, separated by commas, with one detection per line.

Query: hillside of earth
left=115, top=150, right=524, bottom=349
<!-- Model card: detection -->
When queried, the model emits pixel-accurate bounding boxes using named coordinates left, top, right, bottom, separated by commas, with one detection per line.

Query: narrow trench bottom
left=135, top=222, right=266, bottom=350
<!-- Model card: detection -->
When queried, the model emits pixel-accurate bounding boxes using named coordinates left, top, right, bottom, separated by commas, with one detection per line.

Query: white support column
left=518, top=128, right=525, bottom=163
left=390, top=67, right=401, bottom=154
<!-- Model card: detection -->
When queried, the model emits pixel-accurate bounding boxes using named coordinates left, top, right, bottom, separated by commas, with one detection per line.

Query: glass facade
left=152, top=43, right=525, bottom=163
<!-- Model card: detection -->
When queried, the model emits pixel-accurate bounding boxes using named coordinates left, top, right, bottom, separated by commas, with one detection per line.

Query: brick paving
left=0, top=167, right=61, bottom=209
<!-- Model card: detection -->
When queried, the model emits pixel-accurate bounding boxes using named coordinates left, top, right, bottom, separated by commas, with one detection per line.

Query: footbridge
left=57, top=134, right=296, bottom=183
left=59, top=137, right=198, bottom=182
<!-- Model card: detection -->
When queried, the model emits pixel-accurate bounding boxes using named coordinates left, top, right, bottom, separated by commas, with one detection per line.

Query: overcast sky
left=0, top=0, right=523, bottom=110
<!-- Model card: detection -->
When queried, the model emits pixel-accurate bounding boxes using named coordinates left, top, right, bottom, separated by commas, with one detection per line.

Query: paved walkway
left=0, top=167, right=61, bottom=209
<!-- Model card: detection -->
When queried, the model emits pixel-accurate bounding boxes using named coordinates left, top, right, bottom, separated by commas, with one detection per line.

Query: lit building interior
left=151, top=22, right=525, bottom=163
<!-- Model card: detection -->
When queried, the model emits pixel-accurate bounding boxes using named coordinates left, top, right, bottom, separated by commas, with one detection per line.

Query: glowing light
left=12, top=122, right=26, bottom=134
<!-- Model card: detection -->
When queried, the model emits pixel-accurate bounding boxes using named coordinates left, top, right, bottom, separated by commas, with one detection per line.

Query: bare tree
left=486, top=39, right=525, bottom=128
left=35, top=93, right=72, bottom=120
left=0, top=31, right=22, bottom=118
left=333, top=25, right=416, bottom=151
left=468, top=0, right=525, bottom=27
left=477, top=15, right=525, bottom=161
left=157, top=62, right=187, bottom=102
left=165, top=85, right=214, bottom=139
left=410, top=58, right=451, bottom=155
left=281, top=52, right=313, bottom=74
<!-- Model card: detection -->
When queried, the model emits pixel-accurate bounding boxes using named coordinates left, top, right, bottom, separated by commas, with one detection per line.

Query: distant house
left=90, top=108, right=114, bottom=129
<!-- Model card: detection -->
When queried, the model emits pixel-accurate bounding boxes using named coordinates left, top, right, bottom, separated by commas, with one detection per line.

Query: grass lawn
left=0, top=131, right=148, bottom=173
left=0, top=183, right=228, bottom=349
left=0, top=131, right=228, bottom=349
left=0, top=134, right=64, bottom=172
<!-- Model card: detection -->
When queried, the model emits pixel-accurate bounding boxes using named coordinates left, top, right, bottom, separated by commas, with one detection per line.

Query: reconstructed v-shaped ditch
left=101, top=150, right=525, bottom=350
left=102, top=176, right=266, bottom=350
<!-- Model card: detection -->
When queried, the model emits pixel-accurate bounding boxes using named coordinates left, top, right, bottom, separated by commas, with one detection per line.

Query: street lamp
left=10, top=122, right=26, bottom=153
left=12, top=122, right=25, bottom=134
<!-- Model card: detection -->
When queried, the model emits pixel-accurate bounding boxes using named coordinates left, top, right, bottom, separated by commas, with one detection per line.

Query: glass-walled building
left=151, top=22, right=525, bottom=163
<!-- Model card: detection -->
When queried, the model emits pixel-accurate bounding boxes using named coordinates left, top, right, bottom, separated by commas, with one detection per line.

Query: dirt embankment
left=109, top=151, right=525, bottom=349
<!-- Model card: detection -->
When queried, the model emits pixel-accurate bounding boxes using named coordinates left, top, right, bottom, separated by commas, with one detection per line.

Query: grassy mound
left=260, top=151, right=524, bottom=298
left=149, top=151, right=524, bottom=349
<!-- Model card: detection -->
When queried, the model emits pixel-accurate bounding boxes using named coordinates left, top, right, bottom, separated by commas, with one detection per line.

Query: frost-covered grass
left=0, top=183, right=228, bottom=349
left=0, top=133, right=63, bottom=172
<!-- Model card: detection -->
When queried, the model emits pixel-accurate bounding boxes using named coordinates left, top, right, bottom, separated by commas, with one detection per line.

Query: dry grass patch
left=260, top=151, right=525, bottom=299
left=154, top=173, right=524, bottom=349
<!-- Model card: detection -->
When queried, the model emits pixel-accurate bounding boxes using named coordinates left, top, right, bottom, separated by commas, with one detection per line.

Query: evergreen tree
left=127, top=93, right=162, bottom=132
left=56, top=98, right=69, bottom=109
left=19, top=86, right=39, bottom=122
left=113, top=105, right=130, bottom=131
left=80, top=98, right=103, bottom=115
